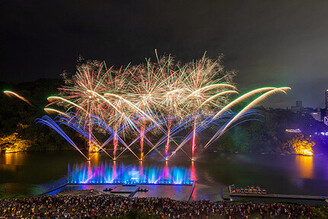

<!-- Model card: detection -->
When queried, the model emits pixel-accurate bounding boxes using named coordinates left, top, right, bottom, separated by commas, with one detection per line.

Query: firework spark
left=4, top=90, right=33, bottom=106
left=40, top=54, right=290, bottom=161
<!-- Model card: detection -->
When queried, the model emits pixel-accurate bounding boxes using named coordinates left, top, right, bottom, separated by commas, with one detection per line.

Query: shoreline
left=2, top=189, right=328, bottom=204
left=2, top=149, right=318, bottom=156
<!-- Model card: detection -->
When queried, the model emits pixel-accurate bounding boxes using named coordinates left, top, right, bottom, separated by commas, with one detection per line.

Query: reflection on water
left=1, top=152, right=328, bottom=197
left=190, top=162, right=197, bottom=200
left=68, top=161, right=194, bottom=185
left=92, top=152, right=100, bottom=164
left=2, top=152, right=27, bottom=165
left=0, top=153, right=25, bottom=174
left=295, top=155, right=313, bottom=179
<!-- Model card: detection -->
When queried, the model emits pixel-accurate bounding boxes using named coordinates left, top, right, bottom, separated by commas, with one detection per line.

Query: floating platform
left=229, top=185, right=328, bottom=201
left=44, top=183, right=194, bottom=201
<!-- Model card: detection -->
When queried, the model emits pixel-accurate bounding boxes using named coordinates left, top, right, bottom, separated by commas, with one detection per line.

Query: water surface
left=1, top=151, right=327, bottom=200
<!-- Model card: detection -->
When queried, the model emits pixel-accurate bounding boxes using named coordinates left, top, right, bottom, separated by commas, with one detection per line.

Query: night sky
left=1, top=0, right=328, bottom=108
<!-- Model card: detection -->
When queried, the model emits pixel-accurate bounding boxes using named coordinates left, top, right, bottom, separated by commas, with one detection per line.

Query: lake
left=1, top=151, right=328, bottom=201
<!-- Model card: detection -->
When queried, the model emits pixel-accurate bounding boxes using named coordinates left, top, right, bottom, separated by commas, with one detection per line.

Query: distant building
left=326, top=89, right=328, bottom=108
left=302, top=107, right=314, bottom=114
left=326, top=89, right=328, bottom=116
left=324, top=116, right=328, bottom=126
left=296, top=100, right=302, bottom=108
left=321, top=108, right=327, bottom=120
left=291, top=101, right=302, bottom=113
left=310, top=108, right=322, bottom=122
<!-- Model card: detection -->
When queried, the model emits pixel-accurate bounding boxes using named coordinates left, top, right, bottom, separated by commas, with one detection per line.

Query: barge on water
left=229, top=184, right=328, bottom=201
left=229, top=184, right=267, bottom=195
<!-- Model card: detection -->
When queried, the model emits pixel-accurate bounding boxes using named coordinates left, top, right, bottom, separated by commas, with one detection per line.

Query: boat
left=228, top=184, right=328, bottom=200
left=229, top=184, right=267, bottom=195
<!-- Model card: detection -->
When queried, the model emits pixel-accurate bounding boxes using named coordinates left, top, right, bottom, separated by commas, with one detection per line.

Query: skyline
left=1, top=0, right=328, bottom=108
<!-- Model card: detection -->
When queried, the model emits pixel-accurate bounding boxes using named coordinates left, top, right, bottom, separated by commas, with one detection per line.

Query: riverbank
left=1, top=147, right=317, bottom=156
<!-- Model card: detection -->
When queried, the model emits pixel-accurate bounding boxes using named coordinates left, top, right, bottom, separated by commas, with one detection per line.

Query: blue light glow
left=68, top=162, right=193, bottom=185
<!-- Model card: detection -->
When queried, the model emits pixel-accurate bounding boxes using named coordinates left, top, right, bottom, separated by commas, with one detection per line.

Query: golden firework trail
left=3, top=90, right=33, bottom=106
left=37, top=53, right=290, bottom=161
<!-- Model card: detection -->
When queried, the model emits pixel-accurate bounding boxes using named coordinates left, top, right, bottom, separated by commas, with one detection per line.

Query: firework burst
left=40, top=53, right=290, bottom=161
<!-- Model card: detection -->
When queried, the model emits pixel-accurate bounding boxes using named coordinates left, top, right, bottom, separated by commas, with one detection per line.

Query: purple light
left=68, top=162, right=194, bottom=185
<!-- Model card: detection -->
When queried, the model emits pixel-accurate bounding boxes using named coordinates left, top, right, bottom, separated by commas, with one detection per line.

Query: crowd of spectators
left=0, top=194, right=322, bottom=218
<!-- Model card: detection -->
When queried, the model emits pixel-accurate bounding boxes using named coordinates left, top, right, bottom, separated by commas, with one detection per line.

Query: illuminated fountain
left=67, top=162, right=193, bottom=185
